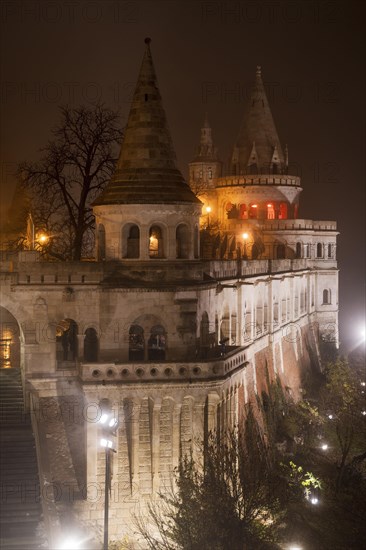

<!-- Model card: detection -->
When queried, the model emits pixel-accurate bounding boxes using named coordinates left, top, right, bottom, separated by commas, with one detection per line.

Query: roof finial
left=144, top=37, right=151, bottom=45
left=256, top=65, right=262, bottom=77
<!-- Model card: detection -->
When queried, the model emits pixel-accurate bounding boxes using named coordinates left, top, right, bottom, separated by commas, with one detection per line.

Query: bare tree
left=18, top=104, right=122, bottom=260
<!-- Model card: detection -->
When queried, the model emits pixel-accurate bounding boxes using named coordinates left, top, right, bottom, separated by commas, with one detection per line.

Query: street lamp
left=242, top=232, right=249, bottom=260
left=99, top=411, right=119, bottom=550
left=36, top=232, right=49, bottom=245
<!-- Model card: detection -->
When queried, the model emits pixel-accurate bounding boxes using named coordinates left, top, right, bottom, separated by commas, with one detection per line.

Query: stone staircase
left=0, top=368, right=46, bottom=549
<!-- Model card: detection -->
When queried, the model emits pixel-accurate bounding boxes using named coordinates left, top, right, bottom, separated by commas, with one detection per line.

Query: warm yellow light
left=242, top=232, right=249, bottom=240
left=37, top=233, right=49, bottom=244
left=267, top=204, right=273, bottom=207
left=205, top=206, right=212, bottom=213
left=251, top=204, right=257, bottom=208
left=0, top=330, right=12, bottom=366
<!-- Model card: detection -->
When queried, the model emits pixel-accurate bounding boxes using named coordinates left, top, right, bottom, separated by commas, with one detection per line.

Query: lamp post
left=205, top=206, right=212, bottom=229
left=99, top=412, right=119, bottom=550
left=242, top=232, right=249, bottom=260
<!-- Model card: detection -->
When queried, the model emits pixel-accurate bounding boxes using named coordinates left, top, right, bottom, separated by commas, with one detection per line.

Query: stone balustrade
left=79, top=347, right=248, bottom=383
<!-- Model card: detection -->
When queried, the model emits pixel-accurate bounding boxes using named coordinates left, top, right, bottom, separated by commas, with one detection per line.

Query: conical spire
left=95, top=38, right=199, bottom=205
left=191, top=113, right=219, bottom=162
left=230, top=66, right=285, bottom=175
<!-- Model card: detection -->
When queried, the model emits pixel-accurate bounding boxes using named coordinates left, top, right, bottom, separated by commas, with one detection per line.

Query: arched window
left=279, top=203, right=288, bottom=219
left=249, top=204, right=258, bottom=219
left=200, top=312, right=210, bottom=357
left=148, top=325, right=166, bottom=361
left=296, top=242, right=302, bottom=258
left=149, top=225, right=164, bottom=258
left=56, top=319, right=78, bottom=364
left=126, top=225, right=140, bottom=258
left=323, top=289, right=331, bottom=304
left=176, top=224, right=189, bottom=259
left=277, top=244, right=286, bottom=259
left=97, top=224, right=106, bottom=261
left=129, top=325, right=144, bottom=361
left=267, top=203, right=275, bottom=219
left=239, top=204, right=247, bottom=219
left=84, top=328, right=98, bottom=362
left=317, top=243, right=323, bottom=258
left=220, top=309, right=230, bottom=343
left=327, top=243, right=332, bottom=258
left=194, top=226, right=199, bottom=259
left=0, top=307, right=21, bottom=369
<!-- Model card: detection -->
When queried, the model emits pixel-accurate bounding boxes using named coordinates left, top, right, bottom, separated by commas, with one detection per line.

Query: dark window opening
left=296, top=242, right=301, bottom=258
left=148, top=325, right=166, bottom=361
left=129, top=325, right=144, bottom=361
left=84, top=328, right=98, bottom=362
left=126, top=225, right=140, bottom=258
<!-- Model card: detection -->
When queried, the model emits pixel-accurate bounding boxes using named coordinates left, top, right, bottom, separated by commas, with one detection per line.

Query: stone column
left=192, top=401, right=205, bottom=464
left=151, top=398, right=161, bottom=493
left=172, top=402, right=182, bottom=470
left=207, top=393, right=220, bottom=433
left=140, top=226, right=149, bottom=260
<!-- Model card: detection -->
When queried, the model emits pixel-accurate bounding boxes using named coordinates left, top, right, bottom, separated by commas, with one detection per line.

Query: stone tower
left=0, top=42, right=339, bottom=547
left=94, top=38, right=201, bottom=262
left=189, top=113, right=222, bottom=193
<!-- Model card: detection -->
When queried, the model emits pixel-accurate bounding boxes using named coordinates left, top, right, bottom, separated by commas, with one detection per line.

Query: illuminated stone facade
left=0, top=41, right=338, bottom=545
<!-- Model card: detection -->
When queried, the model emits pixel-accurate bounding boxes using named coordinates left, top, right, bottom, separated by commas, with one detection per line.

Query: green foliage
left=282, top=460, right=322, bottom=500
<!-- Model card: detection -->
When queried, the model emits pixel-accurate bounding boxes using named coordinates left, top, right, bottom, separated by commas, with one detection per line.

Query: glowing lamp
left=37, top=233, right=49, bottom=244
left=310, top=497, right=319, bottom=505
left=100, top=438, right=113, bottom=448
left=328, top=414, right=333, bottom=420
left=58, top=537, right=82, bottom=550
left=288, top=546, right=303, bottom=550
left=321, top=444, right=328, bottom=451
left=100, top=414, right=108, bottom=425
left=205, top=206, right=212, bottom=213
left=362, top=411, right=366, bottom=416
left=361, top=382, right=366, bottom=387
left=242, top=232, right=249, bottom=240
left=251, top=204, right=257, bottom=208
left=267, top=204, right=273, bottom=207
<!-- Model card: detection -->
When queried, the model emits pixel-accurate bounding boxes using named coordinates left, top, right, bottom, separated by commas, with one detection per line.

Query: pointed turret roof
left=230, top=66, right=286, bottom=175
left=191, top=114, right=220, bottom=163
left=94, top=39, right=199, bottom=205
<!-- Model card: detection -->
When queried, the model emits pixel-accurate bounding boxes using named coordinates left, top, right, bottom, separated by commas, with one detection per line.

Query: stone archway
left=0, top=307, right=21, bottom=369
left=84, top=327, right=98, bottom=362
left=56, top=318, right=78, bottom=365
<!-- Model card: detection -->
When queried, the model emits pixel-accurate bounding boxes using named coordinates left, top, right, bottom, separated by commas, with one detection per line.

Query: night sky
left=1, top=0, right=365, bottom=350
